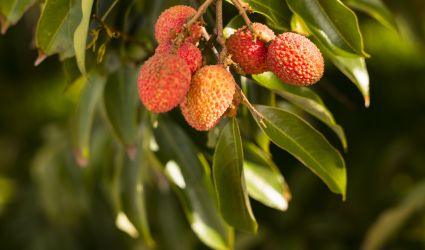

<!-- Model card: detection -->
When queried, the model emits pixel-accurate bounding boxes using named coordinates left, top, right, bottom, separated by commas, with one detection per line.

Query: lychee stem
left=234, top=83, right=266, bottom=128
left=173, top=0, right=215, bottom=51
left=201, top=27, right=220, bottom=60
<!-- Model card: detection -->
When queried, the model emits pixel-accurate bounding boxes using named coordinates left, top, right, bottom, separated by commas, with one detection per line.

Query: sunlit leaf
left=0, top=0, right=35, bottom=33
left=244, top=143, right=291, bottom=211
left=345, top=0, right=397, bottom=31
left=72, top=72, right=106, bottom=167
left=154, top=118, right=230, bottom=250
left=73, top=0, right=94, bottom=74
left=252, top=105, right=346, bottom=198
left=287, top=0, right=367, bottom=56
left=103, top=66, right=139, bottom=156
left=213, top=118, right=257, bottom=233
left=36, top=0, right=82, bottom=58
left=253, top=72, right=347, bottom=149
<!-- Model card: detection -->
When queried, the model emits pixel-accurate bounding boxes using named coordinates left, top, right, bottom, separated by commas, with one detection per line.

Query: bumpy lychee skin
left=226, top=23, right=275, bottom=74
left=266, top=32, right=324, bottom=86
left=180, top=65, right=236, bottom=131
left=155, top=42, right=202, bottom=74
left=155, top=5, right=202, bottom=44
left=138, top=54, right=191, bottom=113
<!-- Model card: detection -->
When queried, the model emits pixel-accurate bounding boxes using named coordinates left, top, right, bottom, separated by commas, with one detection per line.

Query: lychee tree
left=0, top=0, right=396, bottom=249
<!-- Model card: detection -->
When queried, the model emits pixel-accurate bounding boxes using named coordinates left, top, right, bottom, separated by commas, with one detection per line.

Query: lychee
left=155, top=42, right=202, bottom=74
left=226, top=23, right=275, bottom=74
left=266, top=32, right=324, bottom=86
left=138, top=54, right=191, bottom=113
left=180, top=65, right=236, bottom=131
left=155, top=5, right=202, bottom=44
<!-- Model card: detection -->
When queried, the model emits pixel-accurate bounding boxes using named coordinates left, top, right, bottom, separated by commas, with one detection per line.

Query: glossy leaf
left=225, top=0, right=291, bottom=31
left=253, top=72, right=347, bottom=149
left=244, top=143, right=291, bottom=211
left=362, top=181, right=425, bottom=250
left=213, top=118, right=257, bottom=233
left=252, top=105, right=346, bottom=198
left=345, top=0, right=397, bottom=30
left=287, top=0, right=367, bottom=56
left=103, top=66, right=139, bottom=155
left=36, top=0, right=82, bottom=58
left=0, top=0, right=35, bottom=33
left=318, top=41, right=370, bottom=107
left=73, top=0, right=94, bottom=74
left=116, top=149, right=154, bottom=247
left=72, top=72, right=106, bottom=166
left=154, top=119, right=230, bottom=250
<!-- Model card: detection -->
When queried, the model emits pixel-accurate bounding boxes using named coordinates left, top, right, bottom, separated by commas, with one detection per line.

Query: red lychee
left=266, top=32, right=324, bottom=86
left=155, top=5, right=202, bottom=44
left=138, top=54, right=191, bottom=113
left=155, top=42, right=202, bottom=74
left=180, top=65, right=236, bottom=131
left=226, top=23, right=275, bottom=74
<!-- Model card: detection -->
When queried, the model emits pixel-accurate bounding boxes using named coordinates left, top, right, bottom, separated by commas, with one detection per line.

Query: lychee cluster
left=138, top=5, right=236, bottom=131
left=138, top=4, right=326, bottom=132
left=227, top=24, right=324, bottom=86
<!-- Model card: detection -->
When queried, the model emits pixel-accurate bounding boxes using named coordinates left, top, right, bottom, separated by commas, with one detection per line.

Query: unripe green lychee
left=138, top=54, right=191, bottom=113
left=155, top=5, right=202, bottom=44
left=155, top=42, right=202, bottom=74
left=226, top=23, right=275, bottom=74
left=180, top=65, right=236, bottom=131
left=266, top=32, right=324, bottom=86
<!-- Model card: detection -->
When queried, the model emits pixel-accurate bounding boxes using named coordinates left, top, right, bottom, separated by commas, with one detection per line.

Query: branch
left=201, top=27, right=220, bottom=60
left=173, top=0, right=215, bottom=51
left=234, top=82, right=266, bottom=127
left=230, top=0, right=260, bottom=39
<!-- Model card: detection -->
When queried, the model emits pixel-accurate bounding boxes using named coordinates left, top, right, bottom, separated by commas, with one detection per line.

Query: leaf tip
left=364, top=95, right=370, bottom=108
left=34, top=50, right=47, bottom=66
left=0, top=16, right=8, bottom=35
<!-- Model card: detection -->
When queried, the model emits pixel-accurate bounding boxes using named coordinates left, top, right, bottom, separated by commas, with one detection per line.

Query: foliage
left=1, top=0, right=425, bottom=249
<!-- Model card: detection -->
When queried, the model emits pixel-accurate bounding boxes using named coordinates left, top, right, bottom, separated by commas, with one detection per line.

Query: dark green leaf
left=154, top=119, right=230, bottom=250
left=213, top=118, right=257, bottom=233
left=73, top=0, right=94, bottom=74
left=253, top=72, right=347, bottom=149
left=0, top=0, right=35, bottom=33
left=252, top=105, right=346, bottom=198
left=36, top=0, right=82, bottom=58
left=103, top=66, right=139, bottom=155
left=345, top=0, right=397, bottom=31
left=244, top=143, right=291, bottom=211
left=318, top=41, right=370, bottom=107
left=287, top=0, right=367, bottom=56
left=72, top=72, right=106, bottom=166
left=225, top=0, right=291, bottom=31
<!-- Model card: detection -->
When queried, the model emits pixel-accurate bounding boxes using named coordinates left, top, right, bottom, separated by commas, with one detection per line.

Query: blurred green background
left=1, top=1, right=425, bottom=249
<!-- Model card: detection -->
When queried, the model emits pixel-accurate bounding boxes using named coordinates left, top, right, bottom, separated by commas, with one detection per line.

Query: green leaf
left=36, top=0, right=82, bottom=58
left=318, top=41, right=370, bottom=107
left=154, top=119, right=230, bottom=250
left=253, top=72, right=347, bottom=149
left=286, top=0, right=367, bottom=56
left=72, top=72, right=106, bottom=167
left=115, top=149, right=154, bottom=247
left=362, top=181, right=425, bottom=250
left=244, top=143, right=291, bottom=211
left=252, top=105, right=346, bottom=198
left=213, top=118, right=257, bottom=233
left=73, top=0, right=94, bottom=74
left=0, top=0, right=35, bottom=33
left=225, top=0, right=291, bottom=31
left=345, top=0, right=397, bottom=31
left=103, top=66, right=139, bottom=155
